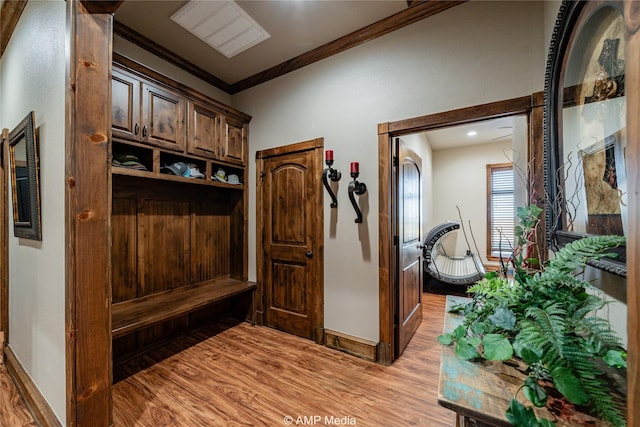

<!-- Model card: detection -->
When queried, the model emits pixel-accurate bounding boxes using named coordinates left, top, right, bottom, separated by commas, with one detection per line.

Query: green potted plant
left=438, top=205, right=627, bottom=426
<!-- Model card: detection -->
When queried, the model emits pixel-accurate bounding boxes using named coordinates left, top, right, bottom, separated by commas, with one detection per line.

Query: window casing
left=487, top=163, right=514, bottom=260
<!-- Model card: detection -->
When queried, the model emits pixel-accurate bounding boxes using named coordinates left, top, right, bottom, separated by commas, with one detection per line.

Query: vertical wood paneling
left=191, top=201, right=231, bottom=283
left=229, top=192, right=245, bottom=280
left=138, top=199, right=190, bottom=296
left=112, top=198, right=137, bottom=303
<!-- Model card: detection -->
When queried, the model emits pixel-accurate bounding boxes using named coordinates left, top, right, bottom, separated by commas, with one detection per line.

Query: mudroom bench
left=112, top=278, right=256, bottom=338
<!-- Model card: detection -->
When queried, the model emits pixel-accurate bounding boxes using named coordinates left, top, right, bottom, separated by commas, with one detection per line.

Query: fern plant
left=438, top=206, right=627, bottom=426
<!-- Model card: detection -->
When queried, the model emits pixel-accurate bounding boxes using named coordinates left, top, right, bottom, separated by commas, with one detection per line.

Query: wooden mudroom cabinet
left=110, top=54, right=254, bottom=360
left=112, top=67, right=186, bottom=152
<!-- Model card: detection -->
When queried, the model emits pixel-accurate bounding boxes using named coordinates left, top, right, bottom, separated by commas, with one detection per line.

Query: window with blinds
left=486, top=163, right=514, bottom=259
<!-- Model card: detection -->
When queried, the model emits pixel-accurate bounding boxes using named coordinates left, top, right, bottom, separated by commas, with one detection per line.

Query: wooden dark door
left=257, top=139, right=323, bottom=343
left=395, top=138, right=423, bottom=357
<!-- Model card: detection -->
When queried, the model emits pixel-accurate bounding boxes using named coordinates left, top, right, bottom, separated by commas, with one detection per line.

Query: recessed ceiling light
left=171, top=0, right=271, bottom=59
left=467, top=130, right=477, bottom=137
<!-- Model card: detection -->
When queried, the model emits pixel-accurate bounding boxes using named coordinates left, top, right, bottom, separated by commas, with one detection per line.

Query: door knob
left=305, top=251, right=314, bottom=258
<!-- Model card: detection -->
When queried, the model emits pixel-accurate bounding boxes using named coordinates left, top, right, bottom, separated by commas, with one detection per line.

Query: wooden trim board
left=324, top=330, right=377, bottom=363
left=5, top=345, right=61, bottom=427
left=377, top=96, right=537, bottom=365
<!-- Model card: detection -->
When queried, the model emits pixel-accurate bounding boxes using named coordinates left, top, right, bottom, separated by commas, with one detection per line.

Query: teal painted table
left=437, top=296, right=609, bottom=427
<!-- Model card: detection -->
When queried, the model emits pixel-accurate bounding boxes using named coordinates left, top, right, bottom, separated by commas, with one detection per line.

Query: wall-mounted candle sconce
left=348, top=162, right=367, bottom=223
left=322, top=150, right=341, bottom=208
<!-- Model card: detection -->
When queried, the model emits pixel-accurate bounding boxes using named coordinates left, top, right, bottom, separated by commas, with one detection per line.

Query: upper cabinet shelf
left=111, top=54, right=250, bottom=168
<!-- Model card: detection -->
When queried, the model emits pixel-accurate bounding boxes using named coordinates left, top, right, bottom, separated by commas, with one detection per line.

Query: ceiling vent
left=171, top=0, right=270, bottom=59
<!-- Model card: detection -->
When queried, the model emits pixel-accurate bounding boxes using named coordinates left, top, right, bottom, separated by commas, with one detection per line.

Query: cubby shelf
left=111, top=166, right=245, bottom=190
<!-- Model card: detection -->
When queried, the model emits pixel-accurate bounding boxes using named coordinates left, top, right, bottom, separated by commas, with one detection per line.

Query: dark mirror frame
left=544, top=0, right=626, bottom=277
left=8, top=111, right=42, bottom=241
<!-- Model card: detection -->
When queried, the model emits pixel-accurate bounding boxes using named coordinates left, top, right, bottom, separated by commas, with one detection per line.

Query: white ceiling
left=425, top=116, right=515, bottom=150
left=115, top=0, right=408, bottom=85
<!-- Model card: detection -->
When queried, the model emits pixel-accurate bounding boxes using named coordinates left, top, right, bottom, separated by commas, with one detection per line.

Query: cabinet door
left=112, top=69, right=141, bottom=141
left=141, top=82, right=186, bottom=152
left=187, top=101, right=220, bottom=159
left=221, top=116, right=247, bottom=165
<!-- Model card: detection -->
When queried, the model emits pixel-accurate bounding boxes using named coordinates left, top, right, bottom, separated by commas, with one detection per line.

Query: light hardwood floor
left=1, top=293, right=454, bottom=426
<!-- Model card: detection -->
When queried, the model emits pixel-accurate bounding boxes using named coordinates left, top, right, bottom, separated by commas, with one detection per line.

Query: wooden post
left=66, top=1, right=114, bottom=425
left=624, top=2, right=639, bottom=425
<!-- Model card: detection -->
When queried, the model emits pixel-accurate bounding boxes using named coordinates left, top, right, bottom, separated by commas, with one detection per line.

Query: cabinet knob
left=134, top=123, right=139, bottom=135
left=142, top=125, right=148, bottom=138
left=305, top=251, right=313, bottom=259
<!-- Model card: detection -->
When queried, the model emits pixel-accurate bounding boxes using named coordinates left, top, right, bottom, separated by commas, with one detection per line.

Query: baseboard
left=5, top=345, right=61, bottom=427
left=324, top=329, right=377, bottom=362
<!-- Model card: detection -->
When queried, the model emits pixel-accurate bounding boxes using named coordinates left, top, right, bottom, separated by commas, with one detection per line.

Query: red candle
left=350, top=162, right=359, bottom=174
left=325, top=150, right=334, bottom=161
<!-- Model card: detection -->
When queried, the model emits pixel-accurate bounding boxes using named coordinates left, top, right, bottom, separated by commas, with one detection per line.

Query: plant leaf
left=512, top=336, right=542, bottom=364
left=603, top=349, right=627, bottom=368
left=437, top=333, right=454, bottom=345
left=471, top=319, right=491, bottom=335
left=551, top=367, right=589, bottom=405
left=488, top=306, right=516, bottom=330
left=455, top=337, right=480, bottom=360
left=482, top=334, right=513, bottom=360
left=505, top=398, right=539, bottom=427
left=523, top=377, right=548, bottom=407
left=453, top=325, right=466, bottom=340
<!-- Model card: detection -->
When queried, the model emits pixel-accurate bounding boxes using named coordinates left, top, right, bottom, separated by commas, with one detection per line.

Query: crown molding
left=115, top=1, right=466, bottom=95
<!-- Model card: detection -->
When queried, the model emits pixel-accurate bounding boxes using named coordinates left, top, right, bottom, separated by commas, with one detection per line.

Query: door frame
left=1, top=129, right=8, bottom=353
left=255, top=138, right=325, bottom=344
left=377, top=94, right=543, bottom=365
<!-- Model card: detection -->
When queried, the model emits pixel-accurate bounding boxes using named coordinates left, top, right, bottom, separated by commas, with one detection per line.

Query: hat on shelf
left=227, top=174, right=240, bottom=185
left=186, top=163, right=205, bottom=179
left=161, top=161, right=189, bottom=177
left=212, top=167, right=227, bottom=182
left=113, top=152, right=147, bottom=171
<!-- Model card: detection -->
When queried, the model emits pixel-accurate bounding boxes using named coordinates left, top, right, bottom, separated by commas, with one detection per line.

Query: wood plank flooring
left=112, top=293, right=454, bottom=426
left=0, top=364, right=37, bottom=427
left=0, top=293, right=454, bottom=426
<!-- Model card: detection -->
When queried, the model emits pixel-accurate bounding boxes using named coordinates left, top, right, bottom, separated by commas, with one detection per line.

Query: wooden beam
left=66, top=1, right=112, bottom=425
left=0, top=0, right=27, bottom=58
left=80, top=0, right=124, bottom=14
left=388, top=95, right=533, bottom=135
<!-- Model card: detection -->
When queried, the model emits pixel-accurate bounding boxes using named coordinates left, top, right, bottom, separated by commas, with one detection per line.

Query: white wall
left=0, top=1, right=67, bottom=424
left=233, top=1, right=546, bottom=341
left=432, top=141, right=513, bottom=264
